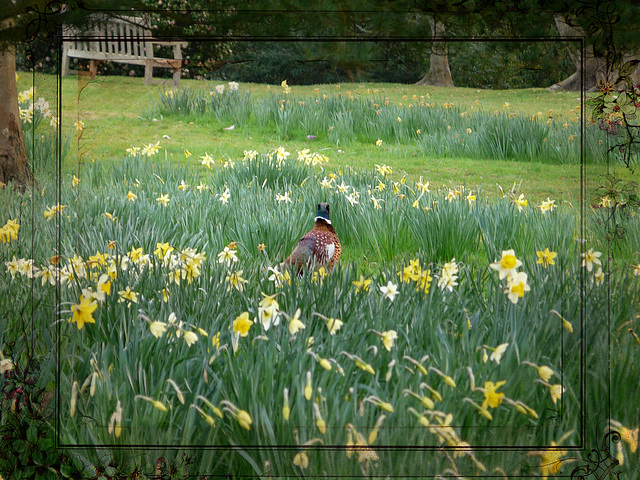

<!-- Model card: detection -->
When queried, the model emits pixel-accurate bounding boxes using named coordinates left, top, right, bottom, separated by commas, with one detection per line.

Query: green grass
left=2, top=72, right=639, bottom=478
left=2, top=149, right=639, bottom=477
left=18, top=72, right=634, bottom=208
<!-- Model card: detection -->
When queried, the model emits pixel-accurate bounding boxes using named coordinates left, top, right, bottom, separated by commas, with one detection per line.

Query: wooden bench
left=62, top=16, right=187, bottom=86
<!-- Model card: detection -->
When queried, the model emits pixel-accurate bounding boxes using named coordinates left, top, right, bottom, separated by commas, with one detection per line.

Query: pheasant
left=283, top=202, right=341, bottom=273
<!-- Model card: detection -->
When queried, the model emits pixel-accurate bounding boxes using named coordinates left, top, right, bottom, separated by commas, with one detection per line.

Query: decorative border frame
left=13, top=1, right=625, bottom=478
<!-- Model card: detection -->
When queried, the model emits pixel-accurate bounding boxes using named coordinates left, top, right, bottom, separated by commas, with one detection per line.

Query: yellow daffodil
left=200, top=153, right=215, bottom=169
left=364, top=395, right=394, bottom=413
left=489, top=343, right=509, bottom=364
left=160, top=288, right=170, bottom=303
left=481, top=380, right=506, bottom=409
left=126, top=146, right=140, bottom=156
left=550, top=309, right=573, bottom=333
left=379, top=330, right=398, bottom=351
left=313, top=402, right=326, bottom=434
left=182, top=331, right=198, bottom=347
left=374, top=163, right=392, bottom=177
left=466, top=192, right=476, bottom=206
left=539, top=366, right=555, bottom=382
left=538, top=197, right=556, bottom=214
left=312, top=312, right=342, bottom=335
left=69, top=297, right=98, bottom=330
left=288, top=308, right=306, bottom=335
left=416, top=268, right=433, bottom=294
left=404, top=389, right=435, bottom=409
left=512, top=193, right=528, bottom=212
left=490, top=249, right=522, bottom=279
left=352, top=275, right=372, bottom=293
left=593, top=267, right=605, bottom=286
left=107, top=400, right=123, bottom=437
left=611, top=422, right=638, bottom=453
left=191, top=404, right=216, bottom=427
left=292, top=451, right=309, bottom=469
left=141, top=141, right=160, bottom=157
left=325, top=316, right=343, bottom=335
left=156, top=193, right=170, bottom=206
left=537, top=441, right=567, bottom=479
left=549, top=384, right=565, bottom=404
left=282, top=388, right=290, bottom=421
left=304, top=371, right=313, bottom=401
left=505, top=271, right=530, bottom=304
left=275, top=146, right=290, bottom=160
left=536, top=248, right=557, bottom=267
left=117, top=286, right=138, bottom=304
left=149, top=321, right=168, bottom=338
left=220, top=400, right=252, bottom=430
left=225, top=270, right=248, bottom=292
left=368, top=414, right=386, bottom=444
left=259, top=292, right=279, bottom=310
left=258, top=293, right=281, bottom=331
left=217, top=246, right=239, bottom=266
left=233, top=312, right=252, bottom=337
left=87, top=250, right=108, bottom=268
left=581, top=248, right=602, bottom=272
left=135, top=395, right=168, bottom=412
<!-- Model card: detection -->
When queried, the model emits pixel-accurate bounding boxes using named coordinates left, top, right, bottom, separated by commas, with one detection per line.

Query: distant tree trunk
left=0, top=49, right=35, bottom=191
left=549, top=15, right=604, bottom=92
left=416, top=17, right=454, bottom=87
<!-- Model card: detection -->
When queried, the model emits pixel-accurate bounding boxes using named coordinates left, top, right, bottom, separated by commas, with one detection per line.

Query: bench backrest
left=64, top=16, right=154, bottom=60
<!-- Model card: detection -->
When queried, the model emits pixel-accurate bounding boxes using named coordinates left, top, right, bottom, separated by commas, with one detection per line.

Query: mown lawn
left=19, top=72, right=629, bottom=206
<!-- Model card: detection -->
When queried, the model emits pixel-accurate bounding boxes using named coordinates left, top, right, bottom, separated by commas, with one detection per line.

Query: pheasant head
left=315, top=202, right=332, bottom=224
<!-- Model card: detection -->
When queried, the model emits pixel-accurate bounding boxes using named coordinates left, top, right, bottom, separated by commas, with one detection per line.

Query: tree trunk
left=416, top=17, right=454, bottom=87
left=549, top=16, right=604, bottom=92
left=0, top=48, right=35, bottom=191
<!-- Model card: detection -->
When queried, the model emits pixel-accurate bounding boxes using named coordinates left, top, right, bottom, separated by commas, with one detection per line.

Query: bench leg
left=145, top=61, right=153, bottom=86
left=61, top=43, right=70, bottom=76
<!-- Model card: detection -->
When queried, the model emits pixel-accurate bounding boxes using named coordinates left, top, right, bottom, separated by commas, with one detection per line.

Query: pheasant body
left=283, top=202, right=341, bottom=273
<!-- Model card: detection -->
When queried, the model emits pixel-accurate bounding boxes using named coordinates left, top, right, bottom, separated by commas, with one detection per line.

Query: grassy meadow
left=20, top=73, right=622, bottom=204
left=1, top=72, right=639, bottom=478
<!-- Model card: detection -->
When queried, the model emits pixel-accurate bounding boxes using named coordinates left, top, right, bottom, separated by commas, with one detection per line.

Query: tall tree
left=0, top=38, right=33, bottom=190
left=550, top=11, right=640, bottom=91
left=415, top=16, right=454, bottom=87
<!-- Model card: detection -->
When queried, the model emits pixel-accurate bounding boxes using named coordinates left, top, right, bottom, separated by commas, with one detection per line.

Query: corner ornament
left=571, top=431, right=622, bottom=479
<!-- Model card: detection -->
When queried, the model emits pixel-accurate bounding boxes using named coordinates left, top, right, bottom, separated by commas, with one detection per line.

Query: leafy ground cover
left=1, top=74, right=639, bottom=478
